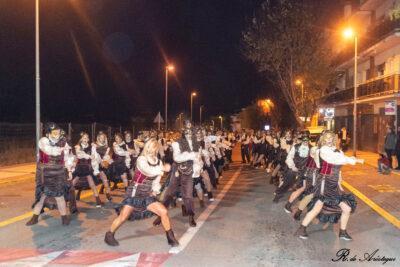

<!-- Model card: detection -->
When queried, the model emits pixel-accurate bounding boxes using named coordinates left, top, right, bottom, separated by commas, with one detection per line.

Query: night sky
left=0, top=0, right=268, bottom=125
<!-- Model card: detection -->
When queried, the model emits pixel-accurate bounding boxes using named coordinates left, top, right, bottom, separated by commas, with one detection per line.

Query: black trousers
left=385, top=149, right=394, bottom=168
left=163, top=168, right=195, bottom=216
left=241, top=145, right=250, bottom=163
left=275, top=169, right=298, bottom=195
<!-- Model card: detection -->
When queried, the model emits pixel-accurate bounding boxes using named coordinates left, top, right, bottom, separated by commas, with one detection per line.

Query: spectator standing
left=384, top=127, right=397, bottom=168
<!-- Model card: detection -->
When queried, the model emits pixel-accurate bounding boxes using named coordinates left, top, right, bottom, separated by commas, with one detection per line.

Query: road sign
left=154, top=112, right=164, bottom=131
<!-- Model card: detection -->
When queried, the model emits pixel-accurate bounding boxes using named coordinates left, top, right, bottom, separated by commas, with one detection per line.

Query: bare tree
left=242, top=0, right=334, bottom=126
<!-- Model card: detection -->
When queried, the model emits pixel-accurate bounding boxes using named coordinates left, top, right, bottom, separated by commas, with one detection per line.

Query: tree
left=242, top=0, right=334, bottom=126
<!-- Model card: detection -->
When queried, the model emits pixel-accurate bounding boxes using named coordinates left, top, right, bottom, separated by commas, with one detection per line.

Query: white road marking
left=3, top=251, right=64, bottom=267
left=169, top=166, right=243, bottom=254
left=89, top=253, right=140, bottom=267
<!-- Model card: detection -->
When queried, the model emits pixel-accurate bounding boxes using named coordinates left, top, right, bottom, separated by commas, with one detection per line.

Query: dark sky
left=0, top=0, right=268, bottom=124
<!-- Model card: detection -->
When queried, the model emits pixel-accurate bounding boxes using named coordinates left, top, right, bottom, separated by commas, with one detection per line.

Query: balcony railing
left=321, top=74, right=399, bottom=105
left=334, top=18, right=400, bottom=66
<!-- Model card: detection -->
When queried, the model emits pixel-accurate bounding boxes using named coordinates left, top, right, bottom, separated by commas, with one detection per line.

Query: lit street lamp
left=35, top=0, right=40, bottom=162
left=190, top=92, right=197, bottom=122
left=165, top=64, right=175, bottom=130
left=343, top=27, right=358, bottom=157
left=219, top=115, right=223, bottom=130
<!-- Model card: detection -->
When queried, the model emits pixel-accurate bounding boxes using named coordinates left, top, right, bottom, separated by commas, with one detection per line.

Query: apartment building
left=320, top=0, right=400, bottom=152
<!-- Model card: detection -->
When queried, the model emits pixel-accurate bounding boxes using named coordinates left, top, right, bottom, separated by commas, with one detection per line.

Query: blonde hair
left=141, top=138, right=159, bottom=157
left=318, top=130, right=336, bottom=147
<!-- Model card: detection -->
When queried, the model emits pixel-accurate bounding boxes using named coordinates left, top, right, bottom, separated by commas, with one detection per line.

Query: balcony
left=334, top=18, right=400, bottom=66
left=320, top=74, right=399, bottom=105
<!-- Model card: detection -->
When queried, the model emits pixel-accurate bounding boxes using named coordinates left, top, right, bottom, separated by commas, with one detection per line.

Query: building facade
left=320, top=0, right=400, bottom=152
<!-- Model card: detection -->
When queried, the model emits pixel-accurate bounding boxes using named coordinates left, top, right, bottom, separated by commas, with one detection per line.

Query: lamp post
left=190, top=92, right=197, bottom=122
left=200, top=105, right=204, bottom=126
left=295, top=79, right=305, bottom=122
left=343, top=27, right=358, bottom=157
left=165, top=64, right=174, bottom=130
left=35, top=0, right=41, bottom=162
left=219, top=115, right=223, bottom=130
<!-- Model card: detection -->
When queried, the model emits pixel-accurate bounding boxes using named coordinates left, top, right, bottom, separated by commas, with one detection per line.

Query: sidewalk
left=341, top=150, right=400, bottom=228
left=0, top=163, right=36, bottom=185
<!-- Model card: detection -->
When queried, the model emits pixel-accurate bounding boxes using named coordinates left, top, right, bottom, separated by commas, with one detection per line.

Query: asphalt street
left=0, top=151, right=399, bottom=266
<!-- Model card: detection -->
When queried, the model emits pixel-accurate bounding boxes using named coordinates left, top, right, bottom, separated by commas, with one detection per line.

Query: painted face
left=49, top=129, right=61, bottom=143
left=325, top=134, right=334, bottom=146
left=115, top=135, right=122, bottom=144
left=81, top=134, right=89, bottom=144
left=196, top=132, right=202, bottom=141
left=97, top=134, right=106, bottom=145
left=125, top=133, right=132, bottom=143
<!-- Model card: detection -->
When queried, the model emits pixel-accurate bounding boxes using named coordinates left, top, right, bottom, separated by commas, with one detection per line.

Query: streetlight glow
left=166, top=65, right=175, bottom=71
left=343, top=27, right=355, bottom=39
left=295, top=79, right=302, bottom=86
left=192, top=92, right=197, bottom=96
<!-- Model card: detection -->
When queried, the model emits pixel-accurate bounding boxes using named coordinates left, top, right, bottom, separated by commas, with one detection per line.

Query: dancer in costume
left=104, top=139, right=179, bottom=247
left=93, top=131, right=113, bottom=201
left=110, top=133, right=131, bottom=191
left=72, top=132, right=103, bottom=207
left=295, top=131, right=363, bottom=241
left=273, top=135, right=310, bottom=203
left=26, top=123, right=74, bottom=226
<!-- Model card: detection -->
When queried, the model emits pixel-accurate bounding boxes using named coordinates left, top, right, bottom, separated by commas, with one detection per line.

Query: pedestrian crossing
left=0, top=248, right=171, bottom=266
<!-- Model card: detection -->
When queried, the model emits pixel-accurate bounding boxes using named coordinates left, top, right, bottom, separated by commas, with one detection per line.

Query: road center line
left=169, top=165, right=243, bottom=254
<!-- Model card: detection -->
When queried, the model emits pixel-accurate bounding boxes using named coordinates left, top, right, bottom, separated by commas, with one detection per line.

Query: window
left=377, top=63, right=385, bottom=76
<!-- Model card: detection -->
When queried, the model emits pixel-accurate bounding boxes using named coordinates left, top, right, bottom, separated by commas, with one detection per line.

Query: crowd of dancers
left=239, top=128, right=363, bottom=241
left=26, top=121, right=235, bottom=247
left=26, top=121, right=364, bottom=247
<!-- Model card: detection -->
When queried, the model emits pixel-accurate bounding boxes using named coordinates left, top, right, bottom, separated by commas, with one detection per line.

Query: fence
left=0, top=122, right=137, bottom=166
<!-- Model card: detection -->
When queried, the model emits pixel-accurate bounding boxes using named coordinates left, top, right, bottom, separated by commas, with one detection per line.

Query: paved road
left=0, top=153, right=399, bottom=266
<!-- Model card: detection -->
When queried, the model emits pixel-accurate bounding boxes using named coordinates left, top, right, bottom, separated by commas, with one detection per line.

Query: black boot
left=99, top=185, right=105, bottom=194
left=181, top=205, right=188, bottom=217
left=61, top=215, right=70, bottom=226
left=295, top=225, right=308, bottom=239
left=339, top=229, right=353, bottom=241
left=269, top=175, right=274, bottom=184
left=153, top=216, right=161, bottom=226
left=272, top=193, right=282, bottom=203
left=26, top=214, right=39, bottom=226
left=284, top=201, right=292, bottom=214
left=189, top=215, right=197, bottom=227
left=76, top=190, right=81, bottom=201
left=69, top=189, right=79, bottom=214
left=171, top=198, right=177, bottom=208
left=104, top=231, right=119, bottom=246
left=166, top=229, right=179, bottom=247
left=95, top=196, right=103, bottom=207
left=293, top=209, right=302, bottom=221
left=106, top=193, right=112, bottom=202
left=208, top=191, right=214, bottom=201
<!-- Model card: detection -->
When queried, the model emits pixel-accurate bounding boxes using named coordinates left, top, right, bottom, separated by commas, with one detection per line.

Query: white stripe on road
left=169, top=166, right=243, bottom=254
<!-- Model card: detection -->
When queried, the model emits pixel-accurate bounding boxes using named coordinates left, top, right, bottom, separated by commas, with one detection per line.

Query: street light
left=190, top=92, right=197, bottom=122
left=165, top=64, right=174, bottom=130
left=35, top=0, right=41, bottom=162
left=343, top=27, right=358, bottom=156
left=219, top=115, right=223, bottom=130
left=295, top=79, right=305, bottom=122
left=200, top=105, right=204, bottom=126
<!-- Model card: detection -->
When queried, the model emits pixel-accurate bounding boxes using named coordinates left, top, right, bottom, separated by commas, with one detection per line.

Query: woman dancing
left=104, top=138, right=179, bottom=247
left=295, top=131, right=363, bottom=241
